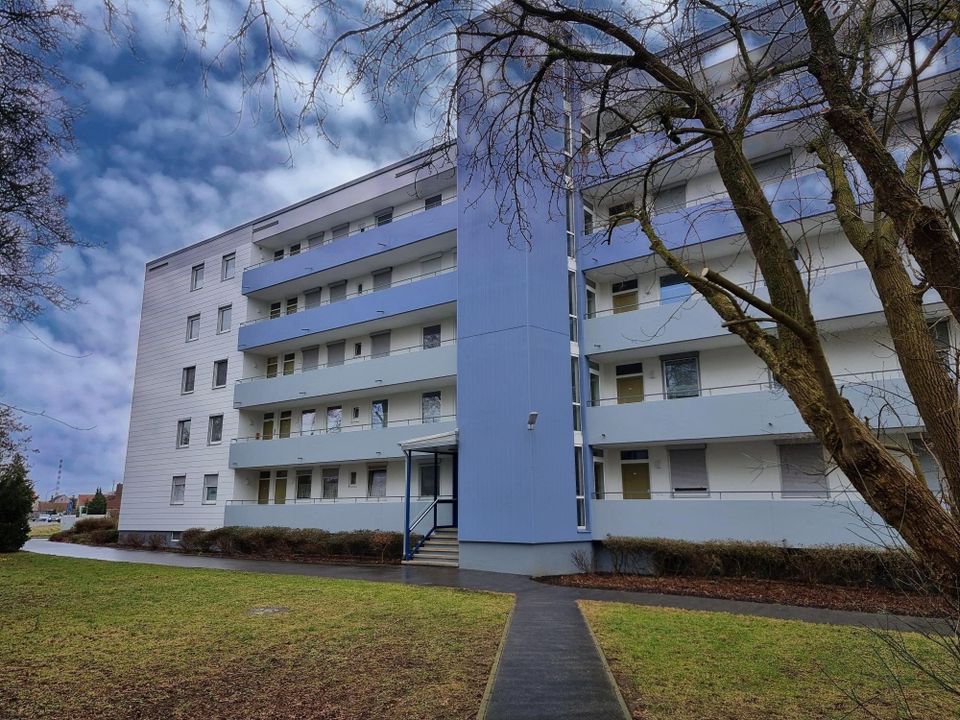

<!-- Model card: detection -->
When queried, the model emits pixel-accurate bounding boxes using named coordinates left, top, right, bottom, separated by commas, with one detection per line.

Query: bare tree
left=159, top=0, right=960, bottom=584
left=0, top=0, right=83, bottom=324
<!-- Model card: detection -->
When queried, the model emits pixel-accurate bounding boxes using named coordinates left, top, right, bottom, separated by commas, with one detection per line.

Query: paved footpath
left=24, top=540, right=937, bottom=720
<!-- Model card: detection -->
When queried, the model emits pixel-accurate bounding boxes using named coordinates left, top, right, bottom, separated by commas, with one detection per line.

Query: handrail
left=244, top=194, right=458, bottom=271
left=226, top=495, right=411, bottom=505
left=588, top=368, right=905, bottom=406
left=584, top=259, right=869, bottom=319
left=231, top=414, right=457, bottom=443
left=410, top=497, right=441, bottom=531
left=235, top=338, right=456, bottom=384
left=239, top=264, right=457, bottom=327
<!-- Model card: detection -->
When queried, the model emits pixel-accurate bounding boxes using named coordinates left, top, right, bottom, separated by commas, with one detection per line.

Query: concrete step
left=403, top=557, right=460, bottom=568
left=421, top=539, right=459, bottom=548
left=416, top=549, right=459, bottom=559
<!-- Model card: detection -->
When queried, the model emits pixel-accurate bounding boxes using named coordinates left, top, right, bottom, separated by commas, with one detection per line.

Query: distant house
left=106, top=484, right=123, bottom=518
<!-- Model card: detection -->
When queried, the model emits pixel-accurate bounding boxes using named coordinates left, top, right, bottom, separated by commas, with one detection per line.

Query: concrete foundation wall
left=459, top=541, right=595, bottom=576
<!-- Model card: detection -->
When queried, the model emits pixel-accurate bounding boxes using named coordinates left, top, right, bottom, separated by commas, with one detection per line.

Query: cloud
left=3, top=8, right=437, bottom=498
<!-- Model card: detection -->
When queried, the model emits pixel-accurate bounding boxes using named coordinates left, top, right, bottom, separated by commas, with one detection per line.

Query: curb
left=578, top=601, right=633, bottom=720
left=476, top=601, right=516, bottom=720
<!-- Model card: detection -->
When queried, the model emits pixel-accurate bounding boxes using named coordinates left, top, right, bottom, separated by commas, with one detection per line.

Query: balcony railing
left=593, top=490, right=846, bottom=500
left=226, top=495, right=409, bottom=505
left=584, top=259, right=868, bottom=319
left=588, top=368, right=905, bottom=406
left=231, top=414, right=458, bottom=443
left=235, top=338, right=457, bottom=384
left=245, top=195, right=458, bottom=271
left=239, top=265, right=457, bottom=328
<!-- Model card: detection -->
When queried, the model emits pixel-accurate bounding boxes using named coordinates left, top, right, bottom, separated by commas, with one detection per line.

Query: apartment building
left=119, top=11, right=958, bottom=574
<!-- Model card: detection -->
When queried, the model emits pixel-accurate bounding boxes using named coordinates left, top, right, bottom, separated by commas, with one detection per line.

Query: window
left=422, top=325, right=442, bottom=349
left=191, top=263, right=204, bottom=291
left=589, top=361, right=600, bottom=405
left=282, top=352, right=295, bottom=376
left=668, top=447, right=709, bottom=495
left=289, top=243, right=301, bottom=256
left=266, top=356, right=278, bottom=378
left=375, top=208, right=393, bottom=226
left=371, top=331, right=391, bottom=358
left=593, top=449, right=605, bottom=500
left=327, top=405, right=342, bottom=432
left=912, top=440, right=943, bottom=496
left=373, top=268, right=392, bottom=291
left=419, top=463, right=439, bottom=497
left=217, top=305, right=232, bottom=333
left=612, top=279, right=638, bottom=314
left=372, top=399, right=389, bottom=429
left=662, top=355, right=700, bottom=399
left=750, top=152, right=792, bottom=185
left=186, top=314, right=200, bottom=342
left=307, top=231, right=325, bottom=248
left=568, top=271, right=579, bottom=341
left=928, top=317, right=952, bottom=368
left=170, top=476, right=186, bottom=505
left=273, top=248, right=285, bottom=262
left=207, top=415, right=223, bottom=444
left=322, top=467, right=339, bottom=499
left=301, top=409, right=316, bottom=436
left=779, top=443, right=829, bottom=498
left=327, top=340, right=345, bottom=367
left=421, top=254, right=442, bottom=276
left=605, top=124, right=631, bottom=145
left=349, top=471, right=357, bottom=486
left=221, top=253, right=236, bottom=281
left=297, top=470, right=313, bottom=500
left=213, top=359, right=228, bottom=389
left=304, top=288, right=322, bottom=309
left=585, top=279, right=597, bottom=316
left=354, top=342, right=362, bottom=357
left=176, top=419, right=191, bottom=448
left=422, top=391, right=442, bottom=423
left=574, top=447, right=586, bottom=529
left=302, top=346, right=319, bottom=371
left=571, top=357, right=582, bottom=431
left=608, top=201, right=635, bottom=226
left=261, top=412, right=275, bottom=439
left=566, top=190, right=576, bottom=257
left=331, top=223, right=350, bottom=240
left=367, top=466, right=387, bottom=497
left=329, top=281, right=347, bottom=303
left=285, top=297, right=298, bottom=315
left=269, top=301, right=282, bottom=319
left=583, top=202, right=594, bottom=235
left=659, top=274, right=691, bottom=305
left=425, top=194, right=443, bottom=210
left=278, top=410, right=292, bottom=439
left=653, top=183, right=686, bottom=215
left=181, top=366, right=196, bottom=394
left=202, top=474, right=218, bottom=504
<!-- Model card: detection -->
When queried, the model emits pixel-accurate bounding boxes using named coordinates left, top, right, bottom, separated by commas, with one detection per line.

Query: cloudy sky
left=4, top=2, right=437, bottom=498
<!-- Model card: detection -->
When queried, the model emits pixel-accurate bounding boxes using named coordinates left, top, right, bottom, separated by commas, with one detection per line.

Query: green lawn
left=581, top=601, right=958, bottom=720
left=0, top=553, right=512, bottom=720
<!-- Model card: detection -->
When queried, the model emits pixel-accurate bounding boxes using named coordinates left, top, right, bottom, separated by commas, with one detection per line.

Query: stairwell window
left=221, top=252, right=235, bottom=280
left=217, top=305, right=232, bottom=333
left=202, top=474, right=218, bottom=504
left=574, top=446, right=586, bottom=529
left=213, top=359, right=228, bottom=389
left=186, top=314, right=200, bottom=342
left=170, top=476, right=186, bottom=505
left=190, top=263, right=204, bottom=291
left=207, top=415, right=223, bottom=444
left=176, top=419, right=191, bottom=448
left=181, top=366, right=196, bottom=394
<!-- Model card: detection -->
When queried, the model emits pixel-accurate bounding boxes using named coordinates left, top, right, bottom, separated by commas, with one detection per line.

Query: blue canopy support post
left=452, top=451, right=459, bottom=527
left=402, top=449, right=412, bottom=560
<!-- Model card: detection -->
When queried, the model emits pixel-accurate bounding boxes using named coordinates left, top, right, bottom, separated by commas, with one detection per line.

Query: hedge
left=601, top=536, right=929, bottom=591
left=170, top=526, right=405, bottom=563
left=49, top=517, right=119, bottom=546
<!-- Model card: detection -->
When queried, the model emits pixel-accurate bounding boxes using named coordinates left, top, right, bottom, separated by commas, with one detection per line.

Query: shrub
left=50, top=517, right=118, bottom=546
left=601, top=537, right=928, bottom=591
left=171, top=526, right=405, bottom=563
left=118, top=533, right=145, bottom=548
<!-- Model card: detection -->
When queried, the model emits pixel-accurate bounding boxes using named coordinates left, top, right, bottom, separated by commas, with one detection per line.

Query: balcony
left=237, top=267, right=457, bottom=351
left=586, top=372, right=917, bottom=445
left=589, top=495, right=890, bottom=548
left=224, top=496, right=432, bottom=534
left=583, top=262, right=896, bottom=354
left=233, top=341, right=457, bottom=409
left=228, top=417, right=457, bottom=468
left=579, top=173, right=836, bottom=270
left=242, top=198, right=458, bottom=296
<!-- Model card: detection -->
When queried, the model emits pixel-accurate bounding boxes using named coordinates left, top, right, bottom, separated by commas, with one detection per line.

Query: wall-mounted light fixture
left=527, top=411, right=539, bottom=430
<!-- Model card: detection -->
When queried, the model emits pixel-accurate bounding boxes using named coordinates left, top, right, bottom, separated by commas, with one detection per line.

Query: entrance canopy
left=399, top=428, right=459, bottom=454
